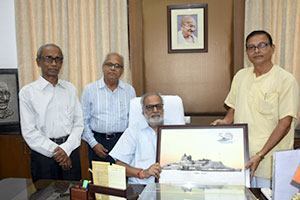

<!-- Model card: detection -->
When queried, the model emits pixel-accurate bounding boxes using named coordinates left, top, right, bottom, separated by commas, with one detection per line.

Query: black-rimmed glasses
left=246, top=42, right=270, bottom=52
left=40, top=56, right=63, bottom=63
left=104, top=62, right=123, bottom=69
left=144, top=104, right=164, bottom=111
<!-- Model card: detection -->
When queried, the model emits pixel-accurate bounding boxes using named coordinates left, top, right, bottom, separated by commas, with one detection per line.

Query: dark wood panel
left=128, top=0, right=145, bottom=96
left=141, top=0, right=233, bottom=114
left=0, top=134, right=91, bottom=180
left=294, top=138, right=300, bottom=149
left=129, top=0, right=245, bottom=114
left=80, top=141, right=91, bottom=180
left=0, top=134, right=31, bottom=179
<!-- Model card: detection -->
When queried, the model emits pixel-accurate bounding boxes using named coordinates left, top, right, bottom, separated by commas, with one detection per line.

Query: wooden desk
left=0, top=178, right=267, bottom=200
left=0, top=178, right=78, bottom=200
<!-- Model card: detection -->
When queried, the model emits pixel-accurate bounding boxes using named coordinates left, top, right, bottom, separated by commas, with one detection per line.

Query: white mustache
left=150, top=113, right=161, bottom=118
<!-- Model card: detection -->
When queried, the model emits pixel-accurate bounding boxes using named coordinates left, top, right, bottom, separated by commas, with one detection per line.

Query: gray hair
left=36, top=44, right=63, bottom=58
left=103, top=53, right=124, bottom=66
left=140, top=92, right=164, bottom=107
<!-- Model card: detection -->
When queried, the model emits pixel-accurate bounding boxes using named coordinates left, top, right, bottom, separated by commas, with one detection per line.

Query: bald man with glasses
left=109, top=92, right=170, bottom=184
left=178, top=15, right=198, bottom=44
left=81, top=53, right=136, bottom=166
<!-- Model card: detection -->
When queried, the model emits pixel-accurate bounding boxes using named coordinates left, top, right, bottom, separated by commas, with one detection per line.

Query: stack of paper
left=92, top=161, right=126, bottom=200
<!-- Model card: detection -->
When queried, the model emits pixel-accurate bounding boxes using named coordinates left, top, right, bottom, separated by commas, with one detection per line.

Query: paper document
left=272, top=149, right=300, bottom=200
left=92, top=161, right=126, bottom=200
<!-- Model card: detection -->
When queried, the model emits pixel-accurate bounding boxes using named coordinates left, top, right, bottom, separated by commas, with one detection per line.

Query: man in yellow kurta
left=212, top=30, right=299, bottom=188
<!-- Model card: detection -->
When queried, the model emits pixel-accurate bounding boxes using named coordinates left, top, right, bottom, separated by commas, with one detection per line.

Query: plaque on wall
left=0, top=69, right=20, bottom=134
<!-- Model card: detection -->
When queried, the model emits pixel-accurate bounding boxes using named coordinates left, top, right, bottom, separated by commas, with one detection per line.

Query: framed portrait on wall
left=156, top=124, right=250, bottom=187
left=0, top=69, right=20, bottom=134
left=167, top=4, right=208, bottom=53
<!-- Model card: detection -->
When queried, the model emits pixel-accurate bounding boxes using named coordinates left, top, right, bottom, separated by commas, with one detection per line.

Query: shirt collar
left=252, top=64, right=278, bottom=79
left=99, top=77, right=125, bottom=89
left=38, top=76, right=66, bottom=90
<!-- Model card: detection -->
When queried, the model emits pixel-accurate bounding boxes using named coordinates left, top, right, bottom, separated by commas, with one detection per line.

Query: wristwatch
left=256, top=151, right=264, bottom=159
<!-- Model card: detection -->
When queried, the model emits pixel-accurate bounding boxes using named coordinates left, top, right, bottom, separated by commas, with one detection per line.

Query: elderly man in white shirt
left=109, top=92, right=168, bottom=184
left=19, top=44, right=83, bottom=182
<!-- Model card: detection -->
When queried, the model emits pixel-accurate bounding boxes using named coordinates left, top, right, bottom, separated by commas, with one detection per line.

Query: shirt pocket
left=256, top=92, right=278, bottom=117
left=119, top=100, right=129, bottom=121
left=59, top=103, right=74, bottom=131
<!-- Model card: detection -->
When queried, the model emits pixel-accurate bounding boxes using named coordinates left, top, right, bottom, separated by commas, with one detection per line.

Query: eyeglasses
left=183, top=23, right=196, bottom=29
left=144, top=104, right=164, bottom=111
left=40, top=56, right=63, bottom=63
left=246, top=42, right=270, bottom=52
left=104, top=62, right=123, bottom=69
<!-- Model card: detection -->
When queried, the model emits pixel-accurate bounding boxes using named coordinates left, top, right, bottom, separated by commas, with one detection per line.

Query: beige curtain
left=245, top=0, right=300, bottom=124
left=14, top=0, right=131, bottom=96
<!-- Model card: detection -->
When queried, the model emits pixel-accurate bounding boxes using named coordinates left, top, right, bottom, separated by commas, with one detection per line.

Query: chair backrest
left=128, top=95, right=185, bottom=127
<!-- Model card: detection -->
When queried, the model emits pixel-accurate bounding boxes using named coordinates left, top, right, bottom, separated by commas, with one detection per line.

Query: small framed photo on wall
left=167, top=4, right=208, bottom=53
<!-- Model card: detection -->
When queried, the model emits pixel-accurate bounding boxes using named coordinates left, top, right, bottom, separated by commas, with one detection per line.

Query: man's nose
left=254, top=47, right=260, bottom=53
left=3, top=94, right=9, bottom=101
left=153, top=106, right=158, bottom=112
left=110, top=65, right=116, bottom=70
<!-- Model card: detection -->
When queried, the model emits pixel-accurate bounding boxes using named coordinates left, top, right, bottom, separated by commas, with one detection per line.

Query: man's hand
left=211, top=108, right=235, bottom=125
left=211, top=119, right=227, bottom=125
left=142, top=163, right=162, bottom=179
left=245, top=154, right=262, bottom=181
left=61, top=157, right=72, bottom=171
left=53, top=146, right=68, bottom=164
left=93, top=143, right=108, bottom=158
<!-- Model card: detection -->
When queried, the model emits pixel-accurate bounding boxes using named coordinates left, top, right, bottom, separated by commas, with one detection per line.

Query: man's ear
left=36, top=58, right=40, bottom=67
left=141, top=108, right=145, bottom=115
left=271, top=44, right=275, bottom=54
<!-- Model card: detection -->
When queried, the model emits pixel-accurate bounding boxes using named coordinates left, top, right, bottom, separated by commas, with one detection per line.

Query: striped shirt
left=81, top=77, right=136, bottom=148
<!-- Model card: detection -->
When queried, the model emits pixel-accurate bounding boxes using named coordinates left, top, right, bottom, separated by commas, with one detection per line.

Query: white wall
left=0, top=0, right=18, bottom=69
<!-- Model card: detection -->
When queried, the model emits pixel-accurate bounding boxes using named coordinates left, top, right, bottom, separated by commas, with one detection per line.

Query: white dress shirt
left=109, top=119, right=171, bottom=184
left=19, top=76, right=84, bottom=158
